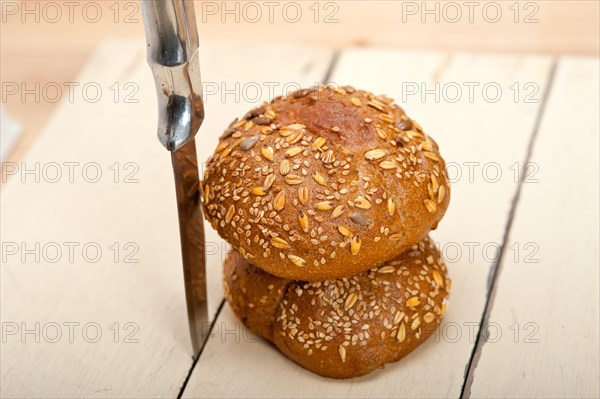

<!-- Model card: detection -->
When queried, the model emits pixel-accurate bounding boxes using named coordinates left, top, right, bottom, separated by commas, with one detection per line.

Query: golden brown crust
left=223, top=236, right=451, bottom=379
left=204, top=85, right=450, bottom=281
left=223, top=251, right=288, bottom=340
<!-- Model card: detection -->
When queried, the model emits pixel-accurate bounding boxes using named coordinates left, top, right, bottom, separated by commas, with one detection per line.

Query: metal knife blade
left=171, top=140, right=208, bottom=356
left=140, top=0, right=208, bottom=358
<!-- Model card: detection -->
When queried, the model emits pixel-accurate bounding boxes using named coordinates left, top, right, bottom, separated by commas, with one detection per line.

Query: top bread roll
left=202, top=84, right=450, bottom=281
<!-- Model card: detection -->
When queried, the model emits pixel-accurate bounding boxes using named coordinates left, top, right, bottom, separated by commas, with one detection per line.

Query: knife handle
left=140, top=0, right=204, bottom=152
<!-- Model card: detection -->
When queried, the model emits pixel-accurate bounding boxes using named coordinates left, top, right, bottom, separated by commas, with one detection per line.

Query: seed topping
left=424, top=199, right=437, bottom=213
left=351, top=236, right=362, bottom=255
left=261, top=146, right=274, bottom=160
left=364, top=149, right=386, bottom=160
left=350, top=212, right=371, bottom=226
left=240, top=135, right=259, bottom=151
left=273, top=191, right=286, bottom=211
left=315, top=201, right=334, bottom=211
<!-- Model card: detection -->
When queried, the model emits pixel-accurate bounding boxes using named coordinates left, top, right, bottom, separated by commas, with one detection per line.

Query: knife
left=140, top=0, right=208, bottom=358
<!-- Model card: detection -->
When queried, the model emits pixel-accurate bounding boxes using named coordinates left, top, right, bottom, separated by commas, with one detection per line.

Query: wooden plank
left=469, top=58, right=600, bottom=398
left=0, top=39, right=333, bottom=398
left=182, top=49, right=554, bottom=398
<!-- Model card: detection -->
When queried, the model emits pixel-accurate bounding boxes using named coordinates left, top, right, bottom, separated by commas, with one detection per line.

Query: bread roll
left=223, top=236, right=450, bottom=379
left=203, top=85, right=450, bottom=281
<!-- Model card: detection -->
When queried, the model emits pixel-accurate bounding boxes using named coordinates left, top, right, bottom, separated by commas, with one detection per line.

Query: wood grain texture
left=0, top=39, right=333, bottom=398
left=469, top=58, right=600, bottom=398
left=182, top=49, right=554, bottom=398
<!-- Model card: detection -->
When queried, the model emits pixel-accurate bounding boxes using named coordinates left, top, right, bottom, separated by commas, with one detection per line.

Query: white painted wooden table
left=1, top=40, right=598, bottom=399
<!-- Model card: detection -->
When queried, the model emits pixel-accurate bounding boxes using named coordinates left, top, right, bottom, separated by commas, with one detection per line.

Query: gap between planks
left=177, top=300, right=225, bottom=399
left=175, top=50, right=342, bottom=399
left=459, top=59, right=559, bottom=399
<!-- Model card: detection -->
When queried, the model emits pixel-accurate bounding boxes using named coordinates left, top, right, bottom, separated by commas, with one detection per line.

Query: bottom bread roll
left=223, top=236, right=450, bottom=379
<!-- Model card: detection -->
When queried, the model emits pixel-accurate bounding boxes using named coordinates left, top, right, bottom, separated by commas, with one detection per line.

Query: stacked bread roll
left=201, top=85, right=451, bottom=379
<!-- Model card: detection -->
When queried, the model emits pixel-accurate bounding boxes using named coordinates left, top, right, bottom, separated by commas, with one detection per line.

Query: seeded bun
left=203, top=85, right=450, bottom=281
left=223, top=236, right=450, bottom=379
